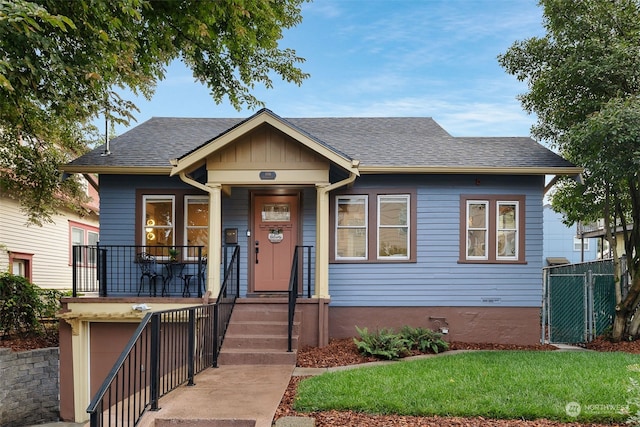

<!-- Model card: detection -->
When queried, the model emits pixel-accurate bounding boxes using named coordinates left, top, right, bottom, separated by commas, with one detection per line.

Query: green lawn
left=294, top=351, right=640, bottom=423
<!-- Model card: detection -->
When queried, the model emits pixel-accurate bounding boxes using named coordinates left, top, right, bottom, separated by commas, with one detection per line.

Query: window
left=9, top=252, right=32, bottom=281
left=460, top=195, right=525, bottom=263
left=336, top=196, right=368, bottom=259
left=332, top=190, right=416, bottom=263
left=573, top=237, right=590, bottom=252
left=184, top=196, right=209, bottom=259
left=137, top=191, right=209, bottom=259
left=378, top=195, right=409, bottom=259
left=143, top=195, right=175, bottom=247
left=69, top=221, right=99, bottom=265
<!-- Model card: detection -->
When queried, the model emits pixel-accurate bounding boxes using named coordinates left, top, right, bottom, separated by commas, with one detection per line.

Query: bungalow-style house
left=59, top=109, right=580, bottom=422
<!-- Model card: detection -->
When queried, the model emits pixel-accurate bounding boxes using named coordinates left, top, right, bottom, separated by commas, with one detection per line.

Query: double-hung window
left=184, top=196, right=209, bottom=259
left=333, top=190, right=415, bottom=263
left=69, top=221, right=99, bottom=265
left=139, top=191, right=209, bottom=260
left=336, top=196, right=368, bottom=260
left=461, top=195, right=525, bottom=263
left=143, top=195, right=175, bottom=248
left=378, top=195, right=410, bottom=258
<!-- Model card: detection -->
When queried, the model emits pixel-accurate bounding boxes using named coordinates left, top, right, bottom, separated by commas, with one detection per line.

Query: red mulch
left=275, top=337, right=637, bottom=427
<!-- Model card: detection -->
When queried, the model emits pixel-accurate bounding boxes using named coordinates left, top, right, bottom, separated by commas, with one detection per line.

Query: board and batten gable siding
left=328, top=174, right=545, bottom=308
left=0, top=195, right=98, bottom=289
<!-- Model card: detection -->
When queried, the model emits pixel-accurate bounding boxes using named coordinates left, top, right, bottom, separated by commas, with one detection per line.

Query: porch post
left=315, top=183, right=331, bottom=299
left=207, top=183, right=222, bottom=297
left=72, top=321, right=90, bottom=422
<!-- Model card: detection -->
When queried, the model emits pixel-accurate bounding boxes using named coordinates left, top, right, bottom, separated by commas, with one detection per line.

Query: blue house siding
left=543, top=205, right=598, bottom=264
left=99, top=175, right=194, bottom=246
left=328, top=174, right=544, bottom=308
left=98, top=173, right=545, bottom=307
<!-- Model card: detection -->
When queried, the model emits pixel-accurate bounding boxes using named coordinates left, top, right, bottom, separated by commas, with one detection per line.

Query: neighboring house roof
left=63, top=109, right=580, bottom=176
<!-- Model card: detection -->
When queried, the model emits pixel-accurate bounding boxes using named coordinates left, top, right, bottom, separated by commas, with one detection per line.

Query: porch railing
left=86, top=304, right=215, bottom=427
left=213, top=245, right=240, bottom=367
left=288, top=246, right=313, bottom=352
left=86, top=246, right=240, bottom=427
left=72, top=245, right=206, bottom=298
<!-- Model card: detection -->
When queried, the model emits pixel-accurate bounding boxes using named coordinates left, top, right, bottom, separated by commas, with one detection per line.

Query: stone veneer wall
left=0, top=347, right=59, bottom=426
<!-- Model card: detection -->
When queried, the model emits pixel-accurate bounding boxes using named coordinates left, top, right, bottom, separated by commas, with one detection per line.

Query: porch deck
left=72, top=245, right=213, bottom=298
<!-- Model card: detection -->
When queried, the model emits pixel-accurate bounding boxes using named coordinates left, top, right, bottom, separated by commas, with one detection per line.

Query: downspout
left=315, top=161, right=359, bottom=346
left=177, top=171, right=221, bottom=296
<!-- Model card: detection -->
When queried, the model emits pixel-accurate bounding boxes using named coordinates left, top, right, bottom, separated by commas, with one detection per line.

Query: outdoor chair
left=182, top=256, right=207, bottom=297
left=135, top=252, right=163, bottom=296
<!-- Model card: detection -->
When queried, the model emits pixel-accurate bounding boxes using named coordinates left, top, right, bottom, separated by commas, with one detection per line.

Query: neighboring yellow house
left=0, top=177, right=99, bottom=289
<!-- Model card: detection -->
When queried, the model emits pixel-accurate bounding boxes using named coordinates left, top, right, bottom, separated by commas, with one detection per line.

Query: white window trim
left=335, top=195, right=368, bottom=261
left=496, top=200, right=519, bottom=261
left=142, top=195, right=176, bottom=254
left=184, top=195, right=209, bottom=260
left=466, top=200, right=489, bottom=260
left=377, top=194, right=410, bottom=260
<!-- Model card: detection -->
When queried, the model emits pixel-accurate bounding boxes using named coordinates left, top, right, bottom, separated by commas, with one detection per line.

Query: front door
left=252, top=194, right=299, bottom=292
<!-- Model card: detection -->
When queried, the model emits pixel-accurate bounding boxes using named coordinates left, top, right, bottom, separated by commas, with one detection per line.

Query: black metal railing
left=86, top=247, right=240, bottom=427
left=72, top=245, right=206, bottom=298
left=86, top=304, right=216, bottom=426
left=288, top=246, right=313, bottom=352
left=213, top=245, right=240, bottom=367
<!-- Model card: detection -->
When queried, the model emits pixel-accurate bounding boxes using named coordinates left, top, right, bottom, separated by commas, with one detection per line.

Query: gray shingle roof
left=65, top=112, right=577, bottom=172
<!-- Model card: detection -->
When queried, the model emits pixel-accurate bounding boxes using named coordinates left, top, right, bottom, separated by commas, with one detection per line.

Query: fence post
left=150, top=314, right=161, bottom=411
left=99, top=246, right=108, bottom=297
left=187, top=308, right=196, bottom=386
left=587, top=270, right=594, bottom=342
left=541, top=268, right=547, bottom=344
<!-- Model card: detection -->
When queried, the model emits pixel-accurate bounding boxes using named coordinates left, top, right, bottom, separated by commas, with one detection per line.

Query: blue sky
left=110, top=0, right=545, bottom=138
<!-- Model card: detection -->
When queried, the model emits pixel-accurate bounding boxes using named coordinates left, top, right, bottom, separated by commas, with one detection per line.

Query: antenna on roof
left=101, top=98, right=111, bottom=157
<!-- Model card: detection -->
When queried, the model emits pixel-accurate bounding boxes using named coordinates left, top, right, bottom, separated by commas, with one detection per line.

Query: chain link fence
left=542, top=259, right=617, bottom=344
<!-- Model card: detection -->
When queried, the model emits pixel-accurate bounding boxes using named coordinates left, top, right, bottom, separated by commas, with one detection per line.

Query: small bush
left=0, top=273, right=65, bottom=339
left=400, top=325, right=449, bottom=354
left=354, top=326, right=410, bottom=360
left=0, top=273, right=44, bottom=338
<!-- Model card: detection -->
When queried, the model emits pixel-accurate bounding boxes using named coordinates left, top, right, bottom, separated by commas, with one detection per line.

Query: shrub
left=400, top=325, right=449, bottom=354
left=0, top=272, right=44, bottom=338
left=354, top=326, right=410, bottom=360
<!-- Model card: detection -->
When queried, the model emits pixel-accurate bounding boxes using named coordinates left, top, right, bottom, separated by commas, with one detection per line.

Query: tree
left=498, top=0, right=640, bottom=341
left=0, top=0, right=309, bottom=224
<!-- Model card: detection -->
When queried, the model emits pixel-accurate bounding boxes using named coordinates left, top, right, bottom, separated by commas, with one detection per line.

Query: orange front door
left=252, top=194, right=299, bottom=292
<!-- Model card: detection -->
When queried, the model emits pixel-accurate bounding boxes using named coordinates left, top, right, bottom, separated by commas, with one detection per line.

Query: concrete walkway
left=138, top=364, right=294, bottom=427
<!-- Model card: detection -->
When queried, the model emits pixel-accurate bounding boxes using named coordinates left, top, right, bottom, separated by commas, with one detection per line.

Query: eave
left=61, top=166, right=173, bottom=175
left=358, top=166, right=584, bottom=175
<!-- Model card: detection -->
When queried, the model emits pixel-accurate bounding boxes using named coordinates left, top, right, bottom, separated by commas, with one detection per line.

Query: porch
left=72, top=244, right=314, bottom=299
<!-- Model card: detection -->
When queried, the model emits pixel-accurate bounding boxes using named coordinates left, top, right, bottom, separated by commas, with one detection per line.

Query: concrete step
left=217, top=348, right=296, bottom=365
left=226, top=320, right=299, bottom=335
left=230, top=307, right=291, bottom=322
left=223, top=334, right=298, bottom=351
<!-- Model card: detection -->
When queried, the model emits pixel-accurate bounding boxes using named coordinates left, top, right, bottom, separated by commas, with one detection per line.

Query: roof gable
left=170, top=109, right=358, bottom=176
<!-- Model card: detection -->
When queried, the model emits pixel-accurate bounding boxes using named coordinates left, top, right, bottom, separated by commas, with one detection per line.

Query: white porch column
left=315, top=183, right=331, bottom=299
left=72, top=321, right=90, bottom=423
left=207, top=183, right=222, bottom=297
